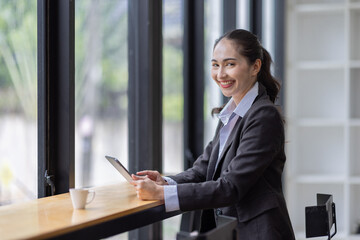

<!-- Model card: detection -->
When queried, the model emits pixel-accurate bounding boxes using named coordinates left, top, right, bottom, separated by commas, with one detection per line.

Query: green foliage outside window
left=0, top=0, right=183, bottom=123
left=163, top=45, right=183, bottom=122
left=0, top=0, right=37, bottom=119
left=75, top=1, right=128, bottom=120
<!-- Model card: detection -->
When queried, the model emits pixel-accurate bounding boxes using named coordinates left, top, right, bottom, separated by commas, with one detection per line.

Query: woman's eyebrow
left=223, top=58, right=237, bottom=61
left=211, top=58, right=237, bottom=62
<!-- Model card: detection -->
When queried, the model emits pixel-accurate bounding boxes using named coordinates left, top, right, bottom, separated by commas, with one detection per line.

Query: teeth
left=221, top=81, right=233, bottom=85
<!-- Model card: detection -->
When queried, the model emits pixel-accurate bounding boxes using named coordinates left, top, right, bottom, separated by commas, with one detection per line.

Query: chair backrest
left=176, top=215, right=237, bottom=240
left=305, top=193, right=337, bottom=240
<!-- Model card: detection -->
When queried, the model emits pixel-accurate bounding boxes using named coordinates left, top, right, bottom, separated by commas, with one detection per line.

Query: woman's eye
left=212, top=63, right=219, bottom=67
left=226, top=63, right=235, bottom=66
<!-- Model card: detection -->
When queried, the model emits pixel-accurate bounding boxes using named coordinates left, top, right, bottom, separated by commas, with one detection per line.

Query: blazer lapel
left=206, top=129, right=221, bottom=180
left=212, top=116, right=242, bottom=179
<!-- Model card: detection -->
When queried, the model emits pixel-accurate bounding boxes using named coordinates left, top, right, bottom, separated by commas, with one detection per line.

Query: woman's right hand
left=131, top=170, right=168, bottom=185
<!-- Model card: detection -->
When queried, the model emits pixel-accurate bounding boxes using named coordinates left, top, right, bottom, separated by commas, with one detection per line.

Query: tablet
left=105, top=156, right=133, bottom=182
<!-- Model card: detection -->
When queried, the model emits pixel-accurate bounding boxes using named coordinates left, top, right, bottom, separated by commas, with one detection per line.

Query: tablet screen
left=105, top=156, right=133, bottom=182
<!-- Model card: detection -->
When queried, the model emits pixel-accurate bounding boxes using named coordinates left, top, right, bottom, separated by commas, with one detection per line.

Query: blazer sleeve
left=175, top=104, right=284, bottom=211
left=167, top=139, right=213, bottom=184
left=168, top=121, right=223, bottom=184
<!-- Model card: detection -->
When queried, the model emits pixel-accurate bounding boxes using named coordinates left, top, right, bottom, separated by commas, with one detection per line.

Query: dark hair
left=211, top=29, right=280, bottom=116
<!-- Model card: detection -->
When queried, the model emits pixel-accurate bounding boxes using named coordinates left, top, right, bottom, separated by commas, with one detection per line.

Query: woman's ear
left=252, top=59, right=262, bottom=76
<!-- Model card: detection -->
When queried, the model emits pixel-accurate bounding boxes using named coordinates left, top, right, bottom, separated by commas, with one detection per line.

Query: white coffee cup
left=69, top=188, right=95, bottom=209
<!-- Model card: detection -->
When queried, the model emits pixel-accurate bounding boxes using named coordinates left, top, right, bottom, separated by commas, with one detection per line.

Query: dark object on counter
left=305, top=193, right=337, bottom=240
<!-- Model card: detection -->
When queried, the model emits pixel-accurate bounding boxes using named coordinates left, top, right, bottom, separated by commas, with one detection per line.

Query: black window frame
left=180, top=0, right=205, bottom=233
left=38, top=0, right=75, bottom=198
left=128, top=0, right=163, bottom=239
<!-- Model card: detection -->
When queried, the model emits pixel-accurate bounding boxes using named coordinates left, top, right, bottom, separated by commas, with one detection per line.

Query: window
left=0, top=0, right=37, bottom=205
left=75, top=0, right=129, bottom=188
left=204, top=0, right=222, bottom=144
left=162, top=0, right=183, bottom=238
left=162, top=0, right=184, bottom=177
left=237, top=0, right=251, bottom=30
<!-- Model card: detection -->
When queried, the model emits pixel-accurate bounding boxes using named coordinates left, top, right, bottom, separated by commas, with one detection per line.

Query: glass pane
left=162, top=0, right=183, bottom=239
left=162, top=0, right=184, bottom=176
left=204, top=0, right=222, bottom=145
left=237, top=0, right=251, bottom=30
left=75, top=0, right=128, bottom=189
left=0, top=1, right=37, bottom=205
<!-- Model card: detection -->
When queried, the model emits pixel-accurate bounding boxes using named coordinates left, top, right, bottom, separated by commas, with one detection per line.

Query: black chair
left=176, top=215, right=237, bottom=240
left=305, top=193, right=337, bottom=239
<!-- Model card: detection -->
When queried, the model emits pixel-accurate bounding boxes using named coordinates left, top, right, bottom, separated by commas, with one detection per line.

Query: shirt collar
left=218, top=81, right=259, bottom=124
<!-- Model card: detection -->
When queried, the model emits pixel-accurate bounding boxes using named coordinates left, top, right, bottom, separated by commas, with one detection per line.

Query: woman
left=130, top=29, right=295, bottom=239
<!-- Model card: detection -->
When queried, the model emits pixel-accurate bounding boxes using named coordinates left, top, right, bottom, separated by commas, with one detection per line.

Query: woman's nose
left=217, top=68, right=227, bottom=78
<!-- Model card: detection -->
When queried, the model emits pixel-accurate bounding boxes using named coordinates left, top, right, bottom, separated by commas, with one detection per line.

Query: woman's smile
left=218, top=80, right=235, bottom=88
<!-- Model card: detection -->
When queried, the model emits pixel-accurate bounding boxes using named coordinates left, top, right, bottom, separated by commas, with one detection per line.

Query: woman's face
left=211, top=39, right=261, bottom=105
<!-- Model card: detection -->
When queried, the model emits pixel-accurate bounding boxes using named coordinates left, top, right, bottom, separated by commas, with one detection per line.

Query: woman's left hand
left=130, top=177, right=164, bottom=200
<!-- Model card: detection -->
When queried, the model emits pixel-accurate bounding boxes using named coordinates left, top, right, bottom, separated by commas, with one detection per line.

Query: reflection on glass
left=162, top=0, right=183, bottom=239
left=0, top=1, right=37, bottom=205
left=204, top=0, right=222, bottom=145
left=75, top=0, right=128, bottom=190
left=163, top=0, right=184, bottom=175
left=237, top=0, right=251, bottom=30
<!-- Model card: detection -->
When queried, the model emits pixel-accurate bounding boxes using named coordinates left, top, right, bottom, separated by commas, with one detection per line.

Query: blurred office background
left=0, top=0, right=359, bottom=239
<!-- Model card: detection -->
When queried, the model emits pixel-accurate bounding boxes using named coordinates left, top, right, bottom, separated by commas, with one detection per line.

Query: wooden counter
left=0, top=182, right=180, bottom=240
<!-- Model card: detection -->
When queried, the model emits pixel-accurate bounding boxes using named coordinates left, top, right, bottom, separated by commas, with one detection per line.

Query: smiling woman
left=131, top=29, right=295, bottom=240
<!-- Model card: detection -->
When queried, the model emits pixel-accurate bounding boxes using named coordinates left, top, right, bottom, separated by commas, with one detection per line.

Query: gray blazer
left=169, top=83, right=295, bottom=240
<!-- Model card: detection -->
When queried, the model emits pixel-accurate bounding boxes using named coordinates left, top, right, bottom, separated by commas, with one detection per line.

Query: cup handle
left=86, top=190, right=95, bottom=204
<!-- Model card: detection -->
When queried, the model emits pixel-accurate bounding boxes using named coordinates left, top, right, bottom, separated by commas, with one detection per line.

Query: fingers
left=130, top=177, right=147, bottom=186
left=131, top=178, right=159, bottom=200
left=135, top=171, right=161, bottom=183
left=136, top=170, right=152, bottom=176
left=134, top=182, right=145, bottom=200
left=130, top=177, right=148, bottom=188
left=129, top=179, right=138, bottom=186
left=131, top=174, right=147, bottom=180
left=136, top=170, right=160, bottom=177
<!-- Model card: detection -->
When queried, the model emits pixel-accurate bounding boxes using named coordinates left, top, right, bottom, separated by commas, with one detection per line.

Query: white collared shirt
left=163, top=82, right=259, bottom=212
left=217, top=82, right=259, bottom=158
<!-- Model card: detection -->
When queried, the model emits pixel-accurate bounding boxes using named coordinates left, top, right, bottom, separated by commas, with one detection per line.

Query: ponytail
left=258, top=47, right=280, bottom=103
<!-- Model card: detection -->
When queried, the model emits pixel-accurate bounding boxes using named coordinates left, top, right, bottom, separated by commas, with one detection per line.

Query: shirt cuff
left=163, top=176, right=177, bottom=185
left=164, top=185, right=180, bottom=212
